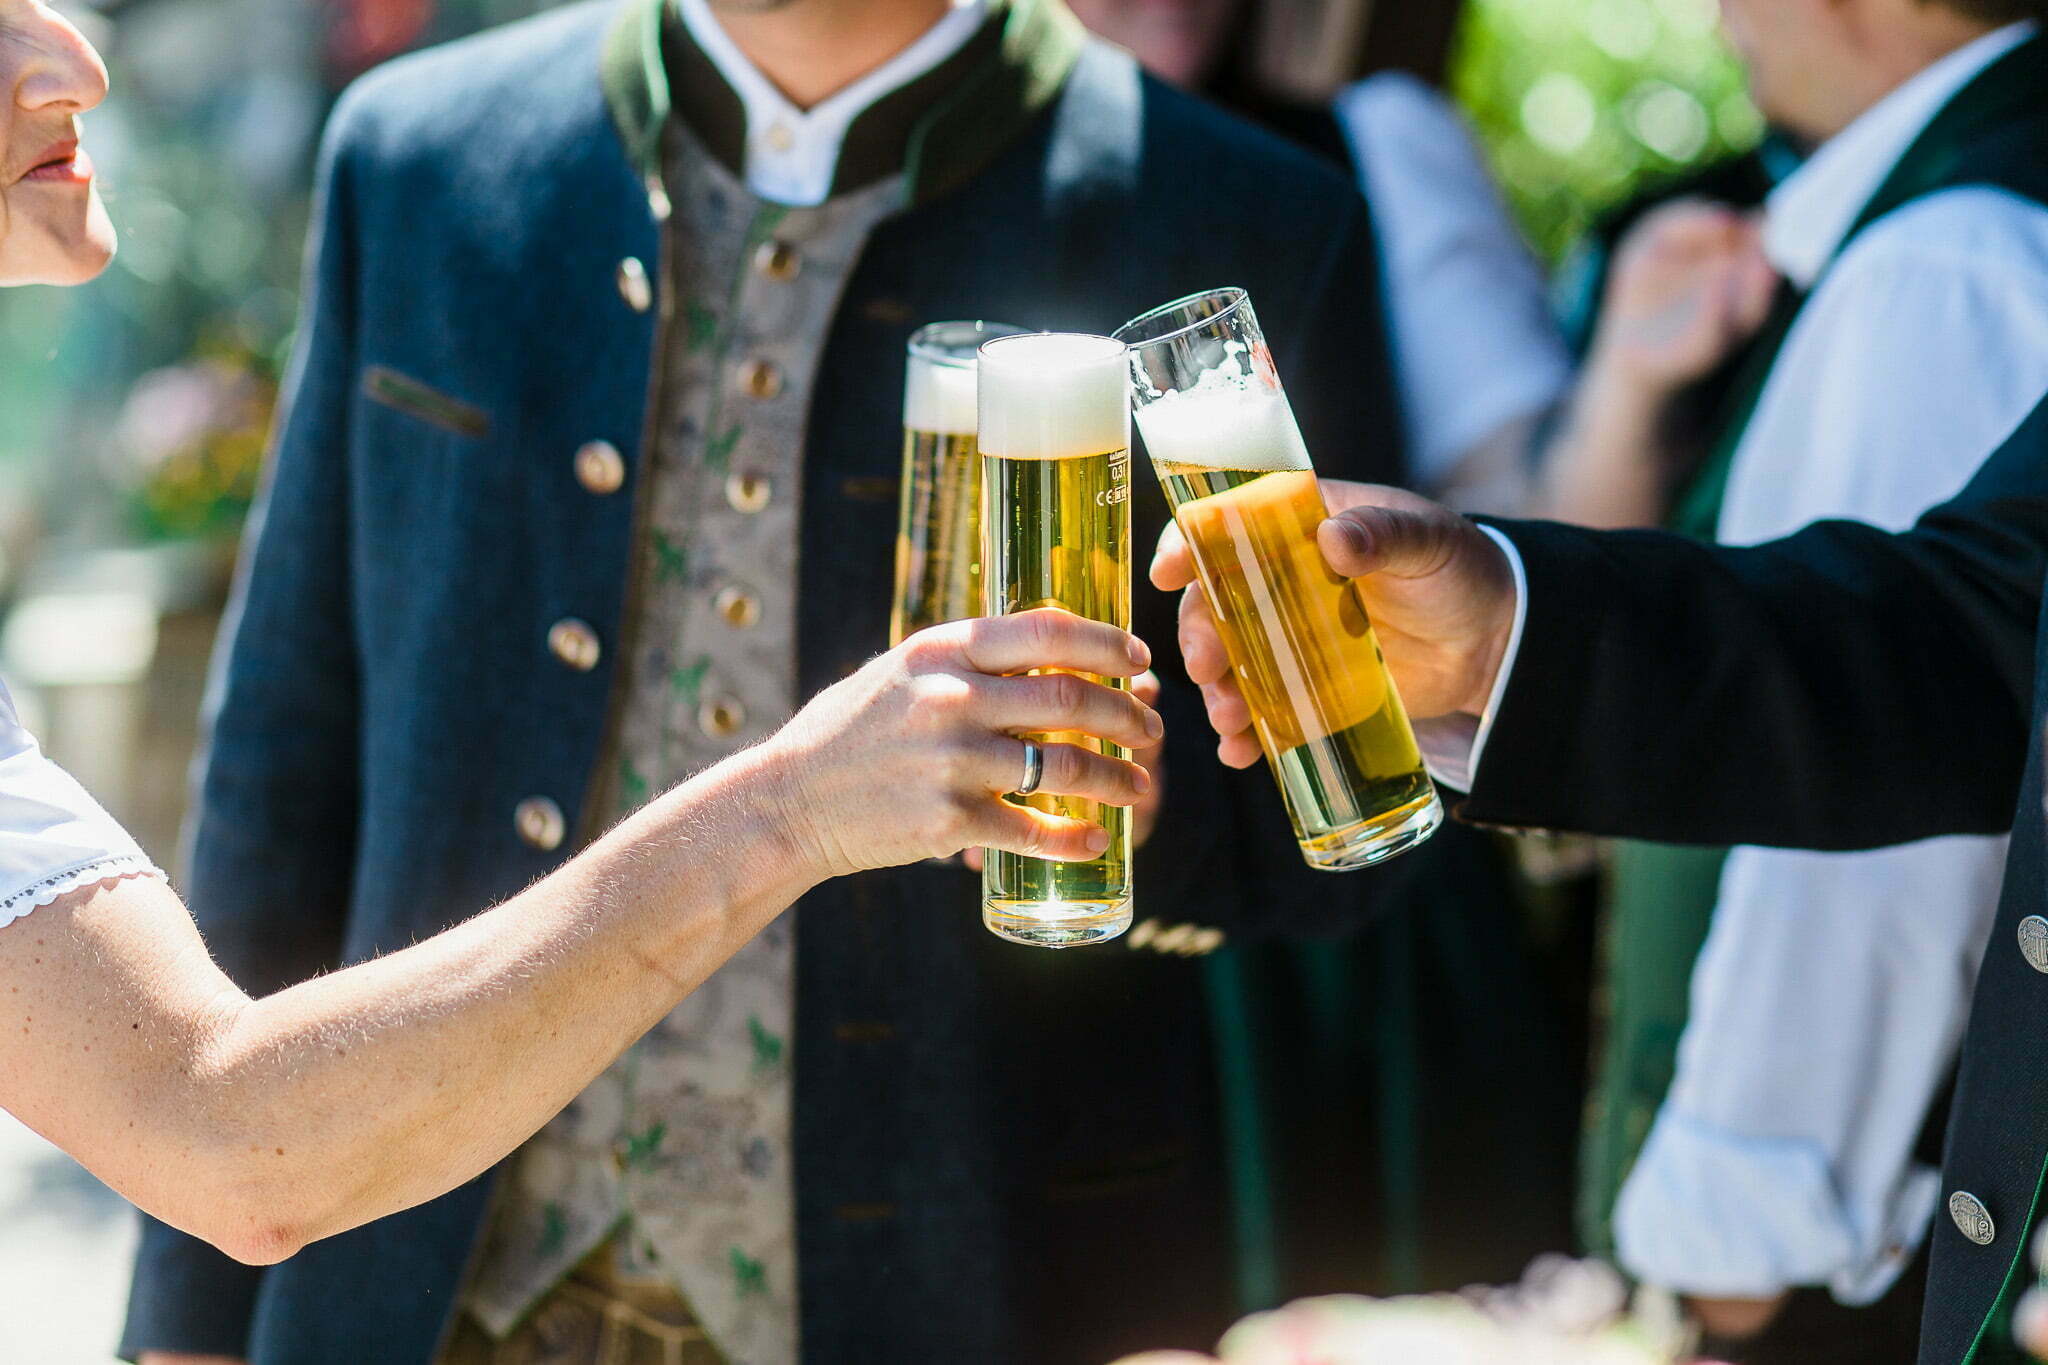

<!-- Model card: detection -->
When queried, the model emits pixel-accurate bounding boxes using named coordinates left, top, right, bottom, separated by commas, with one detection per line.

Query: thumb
left=1318, top=502, right=1464, bottom=580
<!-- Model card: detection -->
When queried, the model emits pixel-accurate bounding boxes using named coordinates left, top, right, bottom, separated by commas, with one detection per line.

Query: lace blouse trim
left=0, top=853, right=164, bottom=929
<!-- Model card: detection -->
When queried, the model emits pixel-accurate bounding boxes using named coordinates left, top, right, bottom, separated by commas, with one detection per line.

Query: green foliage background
left=1455, top=0, right=1763, bottom=260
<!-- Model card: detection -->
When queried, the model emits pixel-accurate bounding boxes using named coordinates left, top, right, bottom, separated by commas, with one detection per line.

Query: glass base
left=1298, top=791, right=1444, bottom=872
left=982, top=898, right=1134, bottom=948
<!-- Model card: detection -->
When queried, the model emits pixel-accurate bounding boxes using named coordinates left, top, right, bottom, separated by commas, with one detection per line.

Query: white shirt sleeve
left=1333, top=73, right=1573, bottom=494
left=1616, top=187, right=2048, bottom=1304
left=0, top=680, right=161, bottom=930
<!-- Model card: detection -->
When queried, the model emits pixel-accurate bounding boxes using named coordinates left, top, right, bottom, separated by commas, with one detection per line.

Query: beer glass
left=977, top=332, right=1135, bottom=947
left=891, top=321, right=1030, bottom=645
left=1116, top=288, right=1441, bottom=870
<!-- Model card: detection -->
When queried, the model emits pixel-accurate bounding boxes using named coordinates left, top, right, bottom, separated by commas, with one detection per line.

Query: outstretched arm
left=1155, top=389, right=2048, bottom=849
left=0, top=611, right=1157, bottom=1266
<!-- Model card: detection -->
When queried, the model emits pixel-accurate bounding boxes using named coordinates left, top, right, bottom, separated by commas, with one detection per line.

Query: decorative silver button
left=700, top=697, right=746, bottom=739
left=547, top=618, right=601, bottom=672
left=755, top=240, right=800, bottom=282
left=575, top=440, right=625, bottom=496
left=714, top=585, right=761, bottom=630
left=726, top=469, right=772, bottom=514
left=1950, top=1191, right=1996, bottom=1245
left=515, top=797, right=566, bottom=852
left=2021, top=916, right=2048, bottom=974
left=739, top=359, right=784, bottom=400
left=616, top=257, right=652, bottom=314
left=762, top=122, right=795, bottom=154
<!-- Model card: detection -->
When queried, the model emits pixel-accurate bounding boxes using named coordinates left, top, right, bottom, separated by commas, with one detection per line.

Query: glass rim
left=977, top=331, right=1128, bottom=370
left=908, top=320, right=1033, bottom=370
left=1113, top=287, right=1251, bottom=350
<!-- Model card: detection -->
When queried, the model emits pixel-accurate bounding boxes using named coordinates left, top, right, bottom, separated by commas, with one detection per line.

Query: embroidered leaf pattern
left=686, top=300, right=720, bottom=354
left=703, top=423, right=742, bottom=473
left=537, top=1202, right=568, bottom=1259
left=730, top=1245, right=768, bottom=1297
left=670, top=656, right=710, bottom=708
left=623, top=1121, right=667, bottom=1170
left=619, top=758, right=650, bottom=810
left=652, top=531, right=689, bottom=584
left=748, top=1014, right=785, bottom=1074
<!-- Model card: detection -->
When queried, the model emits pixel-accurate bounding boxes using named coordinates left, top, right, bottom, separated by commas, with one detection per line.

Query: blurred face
left=0, top=0, right=113, bottom=286
left=1066, top=0, right=1241, bottom=88
left=1718, top=0, right=1902, bottom=142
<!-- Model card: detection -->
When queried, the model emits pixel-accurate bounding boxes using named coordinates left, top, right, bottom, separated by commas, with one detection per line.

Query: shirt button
left=739, top=359, right=784, bottom=400
left=616, top=257, right=653, bottom=314
left=2020, top=916, right=2048, bottom=974
left=575, top=440, right=626, bottom=496
left=726, top=469, right=772, bottom=514
left=1950, top=1191, right=1996, bottom=1245
left=514, top=797, right=566, bottom=852
left=714, top=586, right=761, bottom=630
left=700, top=697, right=746, bottom=739
left=547, top=618, right=601, bottom=672
left=754, top=240, right=801, bottom=282
left=762, top=122, right=795, bottom=154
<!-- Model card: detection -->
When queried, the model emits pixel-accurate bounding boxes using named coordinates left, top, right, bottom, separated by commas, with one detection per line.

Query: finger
left=1149, top=519, right=1196, bottom=591
left=1201, top=676, right=1254, bottom=740
left=975, top=804, right=1115, bottom=863
left=962, top=846, right=984, bottom=872
left=1131, top=668, right=1162, bottom=709
left=945, top=608, right=1149, bottom=679
left=979, top=737, right=1150, bottom=807
left=1318, top=501, right=1464, bottom=580
left=973, top=672, right=1163, bottom=752
left=1217, top=731, right=1263, bottom=770
left=1177, top=585, right=1233, bottom=687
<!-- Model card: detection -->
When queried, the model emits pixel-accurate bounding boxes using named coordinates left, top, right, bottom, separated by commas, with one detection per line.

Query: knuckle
left=1047, top=671, right=1085, bottom=714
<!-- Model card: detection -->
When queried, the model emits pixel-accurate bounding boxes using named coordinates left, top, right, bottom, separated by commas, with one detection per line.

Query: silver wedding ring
left=1013, top=740, right=1045, bottom=798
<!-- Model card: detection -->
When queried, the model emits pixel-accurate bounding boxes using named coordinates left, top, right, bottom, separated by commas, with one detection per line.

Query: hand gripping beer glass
left=977, top=333, right=1135, bottom=947
left=1115, top=288, right=1442, bottom=870
left=891, top=321, right=1031, bottom=645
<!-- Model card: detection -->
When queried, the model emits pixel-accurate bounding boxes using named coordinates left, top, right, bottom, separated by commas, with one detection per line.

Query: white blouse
left=0, top=680, right=160, bottom=929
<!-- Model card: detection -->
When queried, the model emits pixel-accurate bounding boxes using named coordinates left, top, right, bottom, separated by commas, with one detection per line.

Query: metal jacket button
left=515, top=797, right=566, bottom=852
left=575, top=440, right=626, bottom=496
left=616, top=258, right=652, bottom=314
left=2021, top=916, right=2048, bottom=974
left=548, top=618, right=601, bottom=672
left=700, top=697, right=745, bottom=739
left=1950, top=1191, right=1996, bottom=1245
left=740, top=359, right=784, bottom=400
left=714, top=586, right=761, bottom=630
left=726, top=469, right=772, bottom=514
left=755, top=240, right=800, bottom=282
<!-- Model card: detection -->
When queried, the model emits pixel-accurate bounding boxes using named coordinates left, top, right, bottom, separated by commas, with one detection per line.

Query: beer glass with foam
left=1116, top=288, right=1441, bottom=870
left=891, top=321, right=1030, bottom=645
left=977, top=333, right=1135, bottom=946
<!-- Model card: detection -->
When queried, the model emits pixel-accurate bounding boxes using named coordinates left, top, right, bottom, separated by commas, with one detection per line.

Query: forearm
left=48, top=750, right=819, bottom=1264
left=1530, top=362, right=1679, bottom=529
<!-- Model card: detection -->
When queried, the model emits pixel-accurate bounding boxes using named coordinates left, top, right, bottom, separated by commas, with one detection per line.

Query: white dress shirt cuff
left=1413, top=523, right=1526, bottom=792
left=1614, top=1108, right=1936, bottom=1306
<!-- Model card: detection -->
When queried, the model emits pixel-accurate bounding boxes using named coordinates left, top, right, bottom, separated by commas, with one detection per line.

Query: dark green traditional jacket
left=120, top=2, right=1408, bottom=1362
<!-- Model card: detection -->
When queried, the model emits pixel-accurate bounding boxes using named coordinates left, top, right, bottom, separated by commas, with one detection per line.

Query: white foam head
left=904, top=354, right=981, bottom=435
left=976, top=333, right=1131, bottom=460
left=1133, top=382, right=1312, bottom=472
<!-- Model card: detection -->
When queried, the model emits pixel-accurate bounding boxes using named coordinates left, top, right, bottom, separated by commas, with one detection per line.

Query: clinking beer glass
left=890, top=320, right=1030, bottom=645
left=976, top=332, right=1135, bottom=947
left=1115, top=288, right=1441, bottom=870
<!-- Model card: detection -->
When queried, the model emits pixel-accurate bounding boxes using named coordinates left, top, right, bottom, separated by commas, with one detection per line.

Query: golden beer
left=890, top=322, right=1029, bottom=645
left=977, top=333, right=1135, bottom=947
left=1120, top=288, right=1440, bottom=870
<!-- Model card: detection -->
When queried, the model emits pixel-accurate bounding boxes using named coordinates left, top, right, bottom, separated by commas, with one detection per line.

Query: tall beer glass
left=1116, top=288, right=1441, bottom=870
left=891, top=321, right=1030, bottom=645
left=977, top=333, right=1134, bottom=947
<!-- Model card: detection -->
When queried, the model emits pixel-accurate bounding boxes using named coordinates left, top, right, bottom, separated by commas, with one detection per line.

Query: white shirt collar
left=674, top=0, right=990, bottom=206
left=1763, top=20, right=2038, bottom=287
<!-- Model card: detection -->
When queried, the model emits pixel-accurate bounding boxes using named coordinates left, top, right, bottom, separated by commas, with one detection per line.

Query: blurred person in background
left=1067, top=0, right=1585, bottom=1307
left=0, top=0, right=1160, bottom=1315
left=1529, top=0, right=2048, bottom=1360
left=119, top=1, right=1422, bottom=1363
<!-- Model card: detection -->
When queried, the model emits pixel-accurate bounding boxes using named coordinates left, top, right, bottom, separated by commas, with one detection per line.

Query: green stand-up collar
left=601, top=0, right=1085, bottom=206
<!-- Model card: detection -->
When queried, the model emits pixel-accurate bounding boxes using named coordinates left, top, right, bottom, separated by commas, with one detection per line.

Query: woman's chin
left=0, top=208, right=118, bottom=287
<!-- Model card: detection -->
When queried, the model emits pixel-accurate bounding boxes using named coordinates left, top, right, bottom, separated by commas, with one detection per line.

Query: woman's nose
left=13, top=9, right=110, bottom=115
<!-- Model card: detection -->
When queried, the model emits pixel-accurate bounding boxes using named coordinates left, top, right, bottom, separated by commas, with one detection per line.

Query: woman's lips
left=21, top=146, right=92, bottom=185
